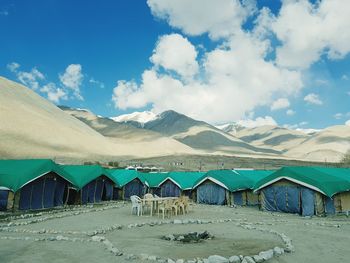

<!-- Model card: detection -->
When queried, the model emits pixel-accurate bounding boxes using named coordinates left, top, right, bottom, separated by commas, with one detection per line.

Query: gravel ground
left=0, top=201, right=349, bottom=263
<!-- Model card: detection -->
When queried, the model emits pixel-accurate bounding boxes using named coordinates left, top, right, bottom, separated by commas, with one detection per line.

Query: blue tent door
left=54, top=177, right=66, bottom=206
left=197, top=182, right=226, bottom=205
left=301, top=188, right=315, bottom=216
left=124, top=179, right=144, bottom=199
left=43, top=177, right=56, bottom=208
left=233, top=192, right=243, bottom=205
left=94, top=179, right=104, bottom=202
left=103, top=180, right=113, bottom=200
left=262, top=187, right=277, bottom=211
left=30, top=178, right=45, bottom=209
left=325, top=197, right=336, bottom=215
left=286, top=186, right=301, bottom=214
left=161, top=181, right=181, bottom=197
left=0, top=190, right=9, bottom=211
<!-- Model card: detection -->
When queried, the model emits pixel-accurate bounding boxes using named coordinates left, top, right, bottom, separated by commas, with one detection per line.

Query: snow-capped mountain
left=111, top=111, right=157, bottom=124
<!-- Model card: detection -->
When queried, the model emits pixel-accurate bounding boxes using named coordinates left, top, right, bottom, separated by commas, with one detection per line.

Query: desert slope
left=0, top=77, right=196, bottom=160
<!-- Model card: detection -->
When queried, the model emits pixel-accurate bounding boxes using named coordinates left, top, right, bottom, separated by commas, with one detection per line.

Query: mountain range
left=1, top=76, right=349, bottom=162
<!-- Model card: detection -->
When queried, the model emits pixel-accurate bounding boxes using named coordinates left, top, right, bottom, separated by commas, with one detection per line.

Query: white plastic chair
left=130, top=195, right=142, bottom=216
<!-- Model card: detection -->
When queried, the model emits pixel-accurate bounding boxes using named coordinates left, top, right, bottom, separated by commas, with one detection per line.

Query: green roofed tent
left=193, top=170, right=254, bottom=205
left=231, top=169, right=275, bottom=206
left=141, top=172, right=168, bottom=188
left=235, top=170, right=275, bottom=188
left=60, top=165, right=112, bottom=189
left=0, top=159, right=74, bottom=210
left=60, top=165, right=115, bottom=204
left=254, top=166, right=350, bottom=197
left=194, top=170, right=254, bottom=192
left=254, top=166, right=350, bottom=216
left=0, top=159, right=73, bottom=192
left=109, top=169, right=146, bottom=199
left=167, top=171, right=205, bottom=190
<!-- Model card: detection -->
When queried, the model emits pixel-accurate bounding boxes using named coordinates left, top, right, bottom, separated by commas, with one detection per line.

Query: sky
left=1, top=0, right=350, bottom=129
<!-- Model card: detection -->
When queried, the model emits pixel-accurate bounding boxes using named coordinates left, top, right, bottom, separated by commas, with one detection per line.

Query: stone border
left=0, top=203, right=295, bottom=263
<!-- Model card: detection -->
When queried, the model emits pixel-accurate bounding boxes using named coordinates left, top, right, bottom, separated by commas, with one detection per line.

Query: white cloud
left=286, top=109, right=295, bottom=116
left=334, top=113, right=343, bottom=120
left=237, top=116, right=277, bottom=128
left=40, top=83, right=67, bottom=103
left=7, top=62, right=20, bottom=72
left=89, top=78, right=105, bottom=89
left=147, top=0, right=254, bottom=40
left=304, top=93, right=323, bottom=105
left=59, top=64, right=84, bottom=100
left=346, top=120, right=350, bottom=126
left=272, top=0, right=350, bottom=69
left=271, top=98, right=290, bottom=111
left=150, top=34, right=199, bottom=79
left=7, top=62, right=45, bottom=90
left=112, top=31, right=303, bottom=123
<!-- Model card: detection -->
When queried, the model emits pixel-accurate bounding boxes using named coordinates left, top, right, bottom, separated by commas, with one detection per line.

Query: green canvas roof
left=141, top=172, right=169, bottom=188
left=109, top=169, right=146, bottom=188
left=167, top=171, right=206, bottom=190
left=235, top=170, right=275, bottom=187
left=254, top=166, right=350, bottom=197
left=193, top=169, right=254, bottom=192
left=60, top=165, right=114, bottom=189
left=0, top=159, right=74, bottom=192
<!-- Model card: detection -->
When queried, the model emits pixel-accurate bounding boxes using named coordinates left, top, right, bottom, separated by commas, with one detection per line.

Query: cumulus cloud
left=147, top=0, right=254, bottom=40
left=346, top=120, right=350, bottom=126
left=150, top=34, right=199, bottom=79
left=59, top=64, right=84, bottom=100
left=237, top=116, right=277, bottom=128
left=7, top=62, right=84, bottom=104
left=273, top=0, right=350, bottom=69
left=6, top=62, right=45, bottom=90
left=286, top=109, right=295, bottom=116
left=40, top=83, right=67, bottom=103
left=270, top=98, right=290, bottom=111
left=112, top=30, right=302, bottom=123
left=304, top=93, right=323, bottom=105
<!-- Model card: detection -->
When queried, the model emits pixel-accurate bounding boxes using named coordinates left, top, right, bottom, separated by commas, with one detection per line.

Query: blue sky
left=1, top=0, right=349, bottom=129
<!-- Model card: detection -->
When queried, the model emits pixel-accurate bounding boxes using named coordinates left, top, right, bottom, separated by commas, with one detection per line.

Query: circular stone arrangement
left=162, top=231, right=214, bottom=243
left=0, top=202, right=295, bottom=263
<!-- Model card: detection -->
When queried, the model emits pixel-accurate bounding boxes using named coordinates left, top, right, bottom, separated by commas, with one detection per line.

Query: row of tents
left=0, top=159, right=349, bottom=216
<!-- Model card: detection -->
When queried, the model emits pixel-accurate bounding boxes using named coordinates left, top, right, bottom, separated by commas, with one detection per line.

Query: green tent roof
left=235, top=169, right=275, bottom=187
left=0, top=159, right=74, bottom=192
left=60, top=165, right=114, bottom=189
left=141, top=172, right=169, bottom=188
left=193, top=169, right=254, bottom=192
left=109, top=169, right=146, bottom=188
left=254, top=166, right=350, bottom=197
left=167, top=171, right=206, bottom=190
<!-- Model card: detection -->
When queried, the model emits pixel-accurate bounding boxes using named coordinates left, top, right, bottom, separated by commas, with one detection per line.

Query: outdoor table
left=141, top=196, right=178, bottom=216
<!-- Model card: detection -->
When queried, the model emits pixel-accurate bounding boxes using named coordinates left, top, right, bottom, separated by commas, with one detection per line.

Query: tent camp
left=233, top=170, right=275, bottom=206
left=109, top=169, right=147, bottom=199
left=166, top=171, right=205, bottom=198
left=0, top=159, right=74, bottom=211
left=254, top=166, right=350, bottom=216
left=60, top=165, right=115, bottom=205
left=193, top=170, right=254, bottom=205
left=142, top=171, right=205, bottom=197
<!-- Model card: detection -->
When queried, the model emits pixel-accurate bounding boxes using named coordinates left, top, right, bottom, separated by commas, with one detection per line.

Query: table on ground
left=140, top=197, right=178, bottom=216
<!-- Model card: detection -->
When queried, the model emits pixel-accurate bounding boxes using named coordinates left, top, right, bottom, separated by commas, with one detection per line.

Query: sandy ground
left=0, top=202, right=349, bottom=262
